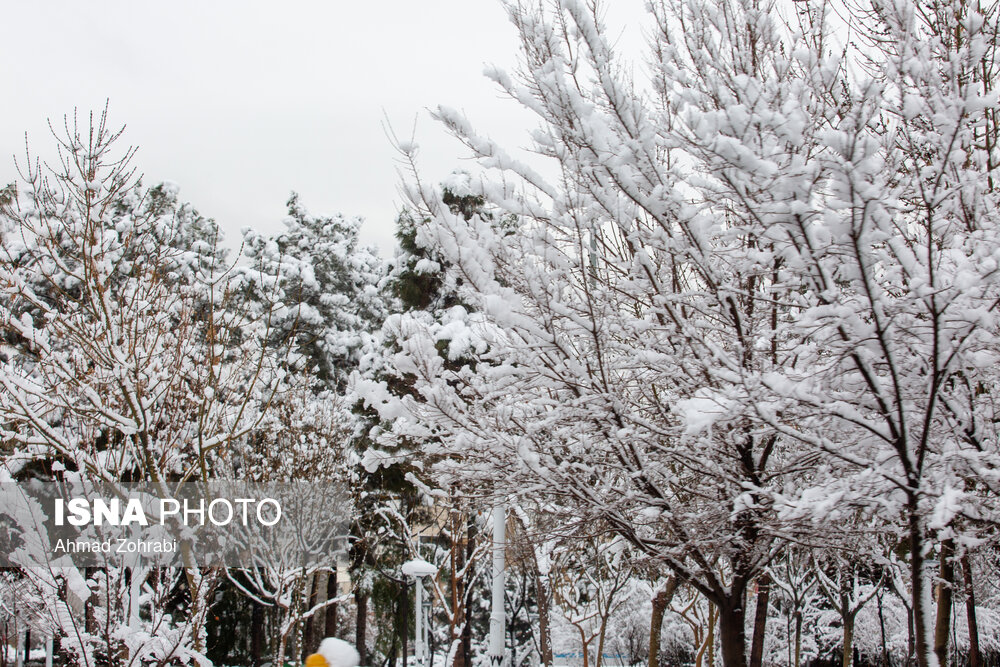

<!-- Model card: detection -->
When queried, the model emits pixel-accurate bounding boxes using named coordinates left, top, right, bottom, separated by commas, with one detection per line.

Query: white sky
left=2, top=0, right=645, bottom=254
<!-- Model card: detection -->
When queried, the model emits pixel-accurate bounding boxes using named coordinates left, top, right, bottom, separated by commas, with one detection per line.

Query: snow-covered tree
left=242, top=193, right=385, bottom=392
left=364, top=5, right=812, bottom=666
left=0, top=109, right=299, bottom=664
left=354, top=175, right=508, bottom=667
left=548, top=532, right=636, bottom=667
left=769, top=547, right=821, bottom=667
left=359, top=1, right=1000, bottom=666
left=813, top=540, right=886, bottom=667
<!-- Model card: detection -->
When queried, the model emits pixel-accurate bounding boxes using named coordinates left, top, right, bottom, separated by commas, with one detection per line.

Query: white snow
left=315, top=637, right=360, bottom=667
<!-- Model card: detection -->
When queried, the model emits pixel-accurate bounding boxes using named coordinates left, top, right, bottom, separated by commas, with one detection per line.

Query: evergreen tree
left=354, top=172, right=515, bottom=667
left=242, top=193, right=385, bottom=391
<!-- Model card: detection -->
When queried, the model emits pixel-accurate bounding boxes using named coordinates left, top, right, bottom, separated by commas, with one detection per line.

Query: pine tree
left=354, top=173, right=507, bottom=667
left=242, top=193, right=385, bottom=391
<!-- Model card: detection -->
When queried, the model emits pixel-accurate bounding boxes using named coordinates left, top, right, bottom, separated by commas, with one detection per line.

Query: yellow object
left=305, top=654, right=329, bottom=667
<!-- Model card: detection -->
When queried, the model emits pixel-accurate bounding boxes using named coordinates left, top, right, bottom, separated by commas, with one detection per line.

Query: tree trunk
left=794, top=610, right=802, bottom=667
left=934, top=539, right=954, bottom=667
left=356, top=591, right=369, bottom=667
left=85, top=567, right=98, bottom=636
left=962, top=554, right=980, bottom=667
left=291, top=612, right=303, bottom=666
left=717, top=598, right=747, bottom=667
left=461, top=516, right=475, bottom=667
left=648, top=577, right=678, bottom=667
left=326, top=571, right=340, bottom=639
left=275, top=625, right=289, bottom=667
left=905, top=604, right=915, bottom=667
left=749, top=574, right=771, bottom=667
left=596, top=618, right=608, bottom=667
left=908, top=503, right=934, bottom=667
left=401, top=581, right=409, bottom=667
left=842, top=612, right=855, bottom=667
left=878, top=593, right=889, bottom=667
left=251, top=599, right=264, bottom=667
left=183, top=562, right=217, bottom=655
left=304, top=574, right=320, bottom=654
left=460, top=597, right=472, bottom=667
left=450, top=511, right=464, bottom=667
left=535, top=570, right=554, bottom=667
left=707, top=603, right=717, bottom=667
left=325, top=601, right=339, bottom=641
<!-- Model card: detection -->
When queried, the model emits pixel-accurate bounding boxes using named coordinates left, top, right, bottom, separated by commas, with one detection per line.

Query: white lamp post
left=402, top=559, right=438, bottom=667
left=488, top=502, right=506, bottom=667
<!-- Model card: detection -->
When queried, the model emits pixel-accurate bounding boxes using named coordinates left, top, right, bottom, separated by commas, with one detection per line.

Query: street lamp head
left=401, top=559, right=438, bottom=578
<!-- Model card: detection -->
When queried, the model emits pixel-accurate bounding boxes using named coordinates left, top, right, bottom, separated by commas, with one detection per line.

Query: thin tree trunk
left=326, top=572, right=340, bottom=639
left=85, top=567, right=98, bottom=636
left=794, top=610, right=802, bottom=667
left=648, top=577, right=678, bottom=667
left=717, top=598, right=747, bottom=667
left=934, top=539, right=954, bottom=667
left=749, top=574, right=771, bottom=667
left=535, top=570, right=553, bottom=667
left=291, top=613, right=303, bottom=667
left=962, top=554, right=981, bottom=667
left=304, top=574, right=320, bottom=654
left=696, top=614, right=710, bottom=667
left=878, top=593, right=889, bottom=667
left=183, top=562, right=216, bottom=655
left=276, top=624, right=289, bottom=667
left=251, top=599, right=264, bottom=667
left=450, top=510, right=464, bottom=667
left=786, top=610, right=793, bottom=667
left=707, top=603, right=717, bottom=667
left=842, top=612, right=855, bottom=667
left=325, top=601, right=339, bottom=640
left=401, top=581, right=409, bottom=667
left=906, top=604, right=915, bottom=667
left=461, top=516, right=474, bottom=667
left=596, top=616, right=608, bottom=667
left=908, top=504, right=934, bottom=667
left=356, top=591, right=369, bottom=667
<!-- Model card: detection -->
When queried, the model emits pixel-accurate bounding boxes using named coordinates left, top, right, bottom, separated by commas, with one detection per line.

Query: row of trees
left=2, top=0, right=1000, bottom=665
left=357, top=0, right=1000, bottom=666
left=0, top=108, right=381, bottom=666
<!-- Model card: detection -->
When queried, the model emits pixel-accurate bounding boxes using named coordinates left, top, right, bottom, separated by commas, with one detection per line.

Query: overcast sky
left=2, top=1, right=643, bottom=253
